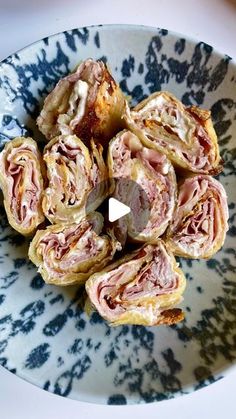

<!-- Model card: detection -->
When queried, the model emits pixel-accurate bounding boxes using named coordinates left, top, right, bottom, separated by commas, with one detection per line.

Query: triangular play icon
left=108, top=197, right=131, bottom=222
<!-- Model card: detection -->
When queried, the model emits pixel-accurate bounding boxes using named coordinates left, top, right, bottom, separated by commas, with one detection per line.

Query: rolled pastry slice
left=125, top=91, right=221, bottom=174
left=86, top=241, right=186, bottom=326
left=28, top=212, right=120, bottom=286
left=37, top=58, right=126, bottom=144
left=42, top=134, right=108, bottom=224
left=0, top=137, right=45, bottom=235
left=166, top=175, right=229, bottom=258
left=108, top=130, right=176, bottom=243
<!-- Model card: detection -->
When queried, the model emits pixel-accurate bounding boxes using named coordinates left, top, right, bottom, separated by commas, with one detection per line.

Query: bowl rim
left=0, top=23, right=235, bottom=67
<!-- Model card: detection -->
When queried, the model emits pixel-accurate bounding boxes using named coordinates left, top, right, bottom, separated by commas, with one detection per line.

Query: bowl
left=0, top=24, right=236, bottom=405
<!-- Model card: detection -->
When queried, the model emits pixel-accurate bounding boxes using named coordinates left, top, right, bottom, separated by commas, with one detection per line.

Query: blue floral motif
left=25, top=343, right=51, bottom=369
left=174, top=38, right=186, bottom=55
left=53, top=356, right=91, bottom=397
left=108, top=394, right=127, bottom=405
left=94, top=32, right=100, bottom=49
left=64, top=28, right=89, bottom=51
left=30, top=274, right=45, bottom=290
left=0, top=115, right=29, bottom=150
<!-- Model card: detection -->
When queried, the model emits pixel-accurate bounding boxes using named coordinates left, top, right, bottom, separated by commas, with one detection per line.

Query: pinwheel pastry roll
left=0, top=137, right=45, bottom=235
left=86, top=241, right=186, bottom=326
left=107, top=130, right=176, bottom=243
left=37, top=58, right=126, bottom=144
left=28, top=212, right=120, bottom=286
left=125, top=91, right=221, bottom=174
left=166, top=175, right=228, bottom=258
left=42, top=134, right=108, bottom=224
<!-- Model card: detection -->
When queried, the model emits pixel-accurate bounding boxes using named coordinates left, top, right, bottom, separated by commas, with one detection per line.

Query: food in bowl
left=0, top=58, right=228, bottom=327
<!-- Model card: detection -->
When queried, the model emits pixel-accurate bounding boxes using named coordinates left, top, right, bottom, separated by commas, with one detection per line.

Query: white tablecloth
left=0, top=0, right=235, bottom=417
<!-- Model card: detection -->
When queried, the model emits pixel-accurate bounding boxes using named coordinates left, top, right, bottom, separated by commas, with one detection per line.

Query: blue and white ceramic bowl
left=0, top=24, right=236, bottom=405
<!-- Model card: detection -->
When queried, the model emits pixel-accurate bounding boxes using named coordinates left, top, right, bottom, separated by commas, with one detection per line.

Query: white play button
left=86, top=178, right=150, bottom=240
left=108, top=197, right=131, bottom=222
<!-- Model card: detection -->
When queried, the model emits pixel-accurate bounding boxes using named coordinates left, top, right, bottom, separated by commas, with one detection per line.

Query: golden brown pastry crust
left=86, top=241, right=186, bottom=326
left=124, top=91, right=222, bottom=174
left=42, top=134, right=109, bottom=224
left=166, top=174, right=229, bottom=258
left=107, top=130, right=177, bottom=244
left=0, top=137, right=45, bottom=235
left=28, top=212, right=120, bottom=286
left=37, top=59, right=126, bottom=145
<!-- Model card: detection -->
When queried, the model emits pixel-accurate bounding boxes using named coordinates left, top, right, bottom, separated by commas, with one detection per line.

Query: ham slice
left=42, top=134, right=108, bottom=224
left=0, top=137, right=45, bottom=235
left=107, top=130, right=176, bottom=244
left=124, top=91, right=222, bottom=174
left=166, top=175, right=229, bottom=258
left=28, top=212, right=121, bottom=285
left=37, top=59, right=126, bottom=145
left=86, top=240, right=186, bottom=326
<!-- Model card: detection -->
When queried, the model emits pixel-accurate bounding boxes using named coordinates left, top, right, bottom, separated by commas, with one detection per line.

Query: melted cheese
left=68, top=79, right=89, bottom=123
left=133, top=95, right=196, bottom=144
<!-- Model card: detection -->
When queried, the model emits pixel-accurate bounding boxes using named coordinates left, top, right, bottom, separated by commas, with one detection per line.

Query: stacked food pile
left=0, top=59, right=228, bottom=327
